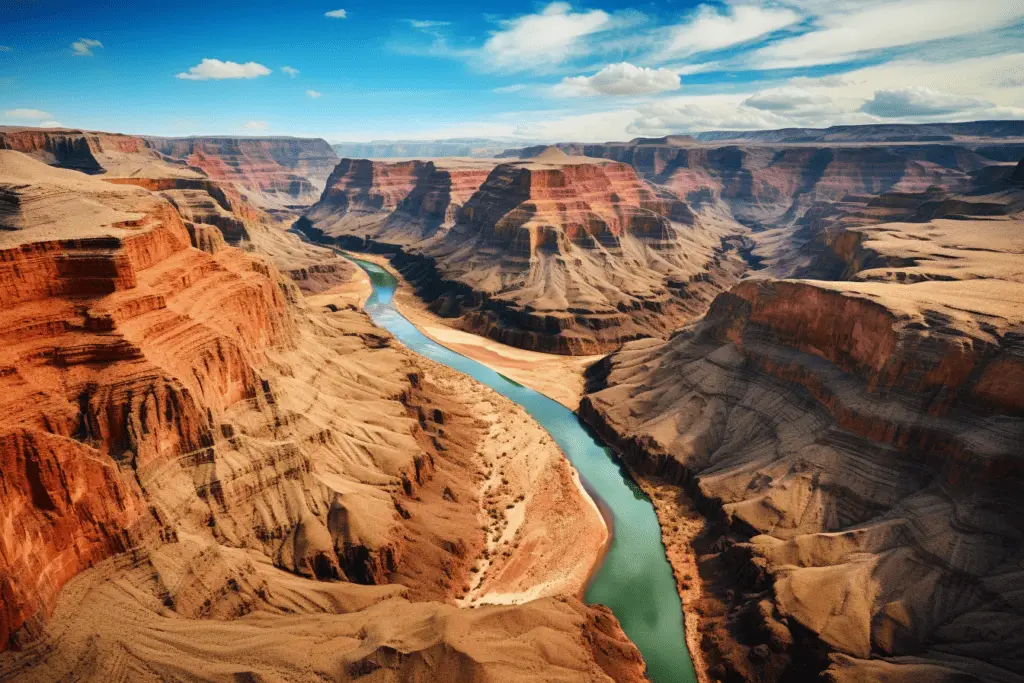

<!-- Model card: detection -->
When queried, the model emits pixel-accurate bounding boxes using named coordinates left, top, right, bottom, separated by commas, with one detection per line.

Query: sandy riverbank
left=422, top=362, right=609, bottom=606
left=323, top=249, right=707, bottom=681
left=635, top=475, right=712, bottom=683
left=343, top=252, right=602, bottom=411
left=307, top=253, right=609, bottom=607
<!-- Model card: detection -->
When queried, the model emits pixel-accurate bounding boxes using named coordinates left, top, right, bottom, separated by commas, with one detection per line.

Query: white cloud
left=661, top=3, right=799, bottom=58
left=861, top=87, right=991, bottom=118
left=754, top=0, right=1024, bottom=69
left=493, top=84, right=528, bottom=94
left=176, top=59, right=271, bottom=80
left=554, top=62, right=681, bottom=97
left=242, top=120, right=269, bottom=132
left=282, top=66, right=299, bottom=78
left=512, top=108, right=640, bottom=142
left=306, top=89, right=323, bottom=98
left=407, top=19, right=450, bottom=30
left=38, top=120, right=63, bottom=128
left=744, top=86, right=843, bottom=116
left=481, top=2, right=611, bottom=72
left=72, top=38, right=103, bottom=57
left=5, top=108, right=53, bottom=120
left=788, top=53, right=1024, bottom=110
left=325, top=9, right=347, bottom=19
left=0, top=46, right=12, bottom=52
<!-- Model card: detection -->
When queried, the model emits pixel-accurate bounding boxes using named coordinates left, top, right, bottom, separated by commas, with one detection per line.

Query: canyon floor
left=344, top=252, right=602, bottom=411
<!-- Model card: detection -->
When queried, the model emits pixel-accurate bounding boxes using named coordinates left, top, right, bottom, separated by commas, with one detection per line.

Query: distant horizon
left=3, top=118, right=1023, bottom=147
left=3, top=1, right=1023, bottom=142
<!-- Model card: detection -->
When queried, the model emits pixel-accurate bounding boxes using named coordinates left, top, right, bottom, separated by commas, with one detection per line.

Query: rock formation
left=0, top=126, right=200, bottom=178
left=0, top=148, right=645, bottom=682
left=305, top=157, right=497, bottom=244
left=304, top=149, right=744, bottom=355
left=509, top=140, right=997, bottom=228
left=146, top=136, right=339, bottom=209
left=580, top=161, right=1024, bottom=682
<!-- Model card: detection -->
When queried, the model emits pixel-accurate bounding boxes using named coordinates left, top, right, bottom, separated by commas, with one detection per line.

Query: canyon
left=579, top=155, right=1024, bottom=682
left=1, top=119, right=1022, bottom=683
left=146, top=136, right=340, bottom=209
left=0, top=134, right=646, bottom=682
left=303, top=147, right=745, bottom=354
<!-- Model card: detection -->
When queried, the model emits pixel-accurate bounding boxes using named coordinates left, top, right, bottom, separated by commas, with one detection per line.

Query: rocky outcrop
left=0, top=126, right=200, bottom=178
left=305, top=157, right=497, bottom=244
left=304, top=149, right=744, bottom=354
left=146, top=136, right=339, bottom=209
left=511, top=141, right=996, bottom=227
left=0, top=148, right=646, bottom=681
left=581, top=191, right=1024, bottom=681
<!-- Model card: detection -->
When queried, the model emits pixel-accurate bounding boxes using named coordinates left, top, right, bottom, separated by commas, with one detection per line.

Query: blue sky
left=2, top=0, right=1023, bottom=141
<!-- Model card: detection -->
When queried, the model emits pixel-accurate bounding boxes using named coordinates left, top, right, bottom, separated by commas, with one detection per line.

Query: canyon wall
left=146, top=136, right=339, bottom=209
left=0, top=126, right=199, bottom=178
left=305, top=157, right=496, bottom=244
left=0, top=148, right=645, bottom=682
left=580, top=168, right=1024, bottom=683
left=304, top=149, right=745, bottom=354
left=511, top=140, right=997, bottom=227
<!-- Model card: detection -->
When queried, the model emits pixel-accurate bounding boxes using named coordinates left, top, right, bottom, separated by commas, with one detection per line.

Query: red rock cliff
left=146, top=136, right=339, bottom=208
left=581, top=201, right=1024, bottom=681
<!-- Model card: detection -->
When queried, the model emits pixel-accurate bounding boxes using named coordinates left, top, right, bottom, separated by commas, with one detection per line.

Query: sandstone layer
left=305, top=157, right=498, bottom=244
left=147, top=136, right=339, bottom=209
left=0, top=148, right=645, bottom=682
left=0, top=126, right=201, bottom=179
left=304, top=149, right=745, bottom=355
left=580, top=163, right=1024, bottom=682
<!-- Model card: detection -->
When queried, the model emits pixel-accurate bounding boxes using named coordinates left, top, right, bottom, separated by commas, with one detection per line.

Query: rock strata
left=0, top=148, right=646, bottom=682
left=146, top=136, right=339, bottom=208
left=581, top=173, right=1024, bottom=682
left=305, top=149, right=744, bottom=354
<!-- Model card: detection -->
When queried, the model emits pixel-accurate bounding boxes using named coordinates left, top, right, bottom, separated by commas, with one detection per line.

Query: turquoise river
left=351, top=257, right=696, bottom=683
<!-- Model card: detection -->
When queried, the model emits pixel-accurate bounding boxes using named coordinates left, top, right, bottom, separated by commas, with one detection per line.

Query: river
left=350, top=257, right=696, bottom=683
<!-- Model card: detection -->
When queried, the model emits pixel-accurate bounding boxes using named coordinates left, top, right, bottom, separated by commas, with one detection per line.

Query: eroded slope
left=0, top=149, right=643, bottom=682
left=147, top=136, right=340, bottom=209
left=304, top=149, right=744, bottom=355
left=581, top=167, right=1024, bottom=682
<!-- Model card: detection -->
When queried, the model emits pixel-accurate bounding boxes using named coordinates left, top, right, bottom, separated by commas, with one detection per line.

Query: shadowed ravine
left=350, top=256, right=697, bottom=683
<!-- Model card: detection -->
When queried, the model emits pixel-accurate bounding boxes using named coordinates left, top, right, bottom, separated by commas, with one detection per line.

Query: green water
left=350, top=256, right=696, bottom=683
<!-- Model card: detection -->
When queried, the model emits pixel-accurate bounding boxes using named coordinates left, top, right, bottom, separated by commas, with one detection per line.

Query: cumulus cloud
left=242, top=120, right=269, bottom=132
left=325, top=9, right=347, bottom=19
left=481, top=2, right=611, bottom=71
left=0, top=46, right=12, bottom=52
left=630, top=98, right=785, bottom=135
left=744, top=87, right=844, bottom=116
left=306, top=89, right=322, bottom=98
left=5, top=108, right=53, bottom=120
left=176, top=59, right=271, bottom=80
left=71, top=38, right=103, bottom=56
left=282, top=66, right=299, bottom=78
left=861, top=87, right=992, bottom=118
left=662, top=3, right=799, bottom=58
left=554, top=62, right=681, bottom=97
left=754, top=0, right=1024, bottom=69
